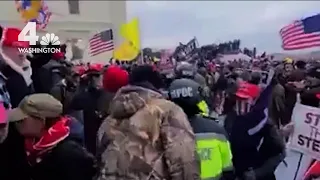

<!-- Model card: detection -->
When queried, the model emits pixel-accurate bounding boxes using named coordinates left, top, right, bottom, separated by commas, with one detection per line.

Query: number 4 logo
left=18, top=22, right=39, bottom=45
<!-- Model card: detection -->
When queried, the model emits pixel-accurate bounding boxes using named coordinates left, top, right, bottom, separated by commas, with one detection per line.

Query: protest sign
left=275, top=150, right=313, bottom=180
left=288, top=102, right=320, bottom=160
left=158, top=49, right=175, bottom=72
left=173, top=38, right=199, bottom=61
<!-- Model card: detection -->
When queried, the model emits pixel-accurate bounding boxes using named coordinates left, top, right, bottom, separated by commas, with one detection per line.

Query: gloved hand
left=243, top=169, right=256, bottom=180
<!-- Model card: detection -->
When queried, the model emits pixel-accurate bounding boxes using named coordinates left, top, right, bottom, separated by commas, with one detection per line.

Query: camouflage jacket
left=96, top=85, right=199, bottom=180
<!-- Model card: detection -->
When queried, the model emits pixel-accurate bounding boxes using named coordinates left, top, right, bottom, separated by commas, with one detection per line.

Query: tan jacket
left=96, top=85, right=199, bottom=180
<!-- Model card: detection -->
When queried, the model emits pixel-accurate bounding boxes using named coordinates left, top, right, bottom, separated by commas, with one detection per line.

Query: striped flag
left=36, top=2, right=51, bottom=30
left=89, top=29, right=114, bottom=57
left=15, top=0, right=52, bottom=30
left=280, top=14, right=320, bottom=50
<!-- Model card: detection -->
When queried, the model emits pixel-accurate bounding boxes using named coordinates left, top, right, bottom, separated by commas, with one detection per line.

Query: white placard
left=288, top=102, right=320, bottom=160
left=275, top=150, right=312, bottom=180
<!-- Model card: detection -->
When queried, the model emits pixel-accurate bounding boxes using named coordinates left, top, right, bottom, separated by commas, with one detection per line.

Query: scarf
left=25, top=117, right=70, bottom=165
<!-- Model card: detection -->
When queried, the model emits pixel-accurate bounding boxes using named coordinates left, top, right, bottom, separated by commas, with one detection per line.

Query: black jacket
left=50, top=80, right=77, bottom=114
left=29, top=54, right=55, bottom=93
left=2, top=66, right=33, bottom=108
left=225, top=112, right=285, bottom=180
left=70, top=87, right=114, bottom=155
left=0, top=124, right=30, bottom=180
left=29, top=138, right=96, bottom=180
left=189, top=115, right=225, bottom=135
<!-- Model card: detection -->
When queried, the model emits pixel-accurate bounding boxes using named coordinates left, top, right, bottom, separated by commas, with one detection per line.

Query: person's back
left=50, top=79, right=77, bottom=114
left=96, top=85, right=198, bottom=180
left=70, top=66, right=110, bottom=155
left=71, top=86, right=109, bottom=154
left=96, top=65, right=199, bottom=180
left=269, top=82, right=286, bottom=127
left=168, top=77, right=234, bottom=180
left=29, top=135, right=96, bottom=180
left=32, top=59, right=63, bottom=93
left=189, top=115, right=234, bottom=180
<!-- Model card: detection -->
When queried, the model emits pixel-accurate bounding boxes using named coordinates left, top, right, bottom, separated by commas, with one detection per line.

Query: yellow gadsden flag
left=113, top=41, right=139, bottom=61
left=120, top=18, right=141, bottom=50
left=113, top=18, right=141, bottom=61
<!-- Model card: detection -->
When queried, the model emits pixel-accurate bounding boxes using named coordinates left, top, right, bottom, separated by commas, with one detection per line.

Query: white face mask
left=21, top=61, right=32, bottom=86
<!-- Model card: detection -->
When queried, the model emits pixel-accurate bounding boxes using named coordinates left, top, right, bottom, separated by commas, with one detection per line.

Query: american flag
left=280, top=14, right=320, bottom=50
left=89, top=29, right=114, bottom=57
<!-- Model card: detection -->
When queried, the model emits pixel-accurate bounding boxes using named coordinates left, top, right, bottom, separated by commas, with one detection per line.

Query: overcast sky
left=127, top=1, right=320, bottom=53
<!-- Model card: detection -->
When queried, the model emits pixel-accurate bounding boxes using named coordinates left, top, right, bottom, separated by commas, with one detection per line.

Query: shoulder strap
left=60, top=85, right=66, bottom=107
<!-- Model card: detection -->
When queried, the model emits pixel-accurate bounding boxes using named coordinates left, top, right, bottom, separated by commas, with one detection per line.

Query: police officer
left=175, top=61, right=197, bottom=79
left=175, top=62, right=210, bottom=116
left=168, top=78, right=235, bottom=180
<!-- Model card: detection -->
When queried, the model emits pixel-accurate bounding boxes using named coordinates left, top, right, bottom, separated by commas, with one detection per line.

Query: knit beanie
left=129, top=65, right=163, bottom=89
left=103, top=65, right=129, bottom=93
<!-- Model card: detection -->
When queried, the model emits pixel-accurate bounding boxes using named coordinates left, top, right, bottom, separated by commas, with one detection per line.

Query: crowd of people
left=0, top=25, right=320, bottom=180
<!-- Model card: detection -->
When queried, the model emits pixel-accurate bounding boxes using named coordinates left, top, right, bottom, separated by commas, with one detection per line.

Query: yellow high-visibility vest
left=197, top=100, right=209, bottom=116
left=196, top=133, right=233, bottom=180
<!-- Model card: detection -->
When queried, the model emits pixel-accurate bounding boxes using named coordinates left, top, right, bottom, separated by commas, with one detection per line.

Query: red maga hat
left=236, top=81, right=261, bottom=99
left=1, top=27, right=29, bottom=48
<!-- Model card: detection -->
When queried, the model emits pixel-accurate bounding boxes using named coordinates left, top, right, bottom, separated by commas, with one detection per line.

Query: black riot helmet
left=168, top=78, right=202, bottom=117
left=175, top=62, right=196, bottom=79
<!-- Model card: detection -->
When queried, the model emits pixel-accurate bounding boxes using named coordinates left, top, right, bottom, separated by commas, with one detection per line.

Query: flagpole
left=140, top=48, right=144, bottom=64
left=137, top=17, right=144, bottom=64
left=194, top=36, right=204, bottom=62
left=194, top=36, right=200, bottom=48
left=81, top=32, right=94, bottom=64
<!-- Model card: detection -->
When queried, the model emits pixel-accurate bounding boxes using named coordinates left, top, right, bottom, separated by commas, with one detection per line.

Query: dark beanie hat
left=129, top=65, right=163, bottom=89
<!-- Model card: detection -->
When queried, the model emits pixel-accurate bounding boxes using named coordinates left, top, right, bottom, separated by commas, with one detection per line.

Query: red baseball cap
left=236, top=82, right=261, bottom=99
left=52, top=52, right=65, bottom=60
left=1, top=27, right=29, bottom=48
left=85, top=63, right=104, bottom=75
left=73, top=65, right=86, bottom=76
left=89, top=63, right=103, bottom=72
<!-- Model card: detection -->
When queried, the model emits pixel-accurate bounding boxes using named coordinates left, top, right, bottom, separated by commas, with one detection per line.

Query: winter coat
left=269, top=83, right=286, bottom=127
left=50, top=79, right=77, bottom=114
left=96, top=85, right=199, bottom=180
left=2, top=66, right=33, bottom=107
left=225, top=113, right=285, bottom=180
left=28, top=139, right=96, bottom=180
left=0, top=124, right=30, bottom=180
left=31, top=58, right=61, bottom=93
left=27, top=118, right=96, bottom=180
left=70, top=87, right=114, bottom=155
